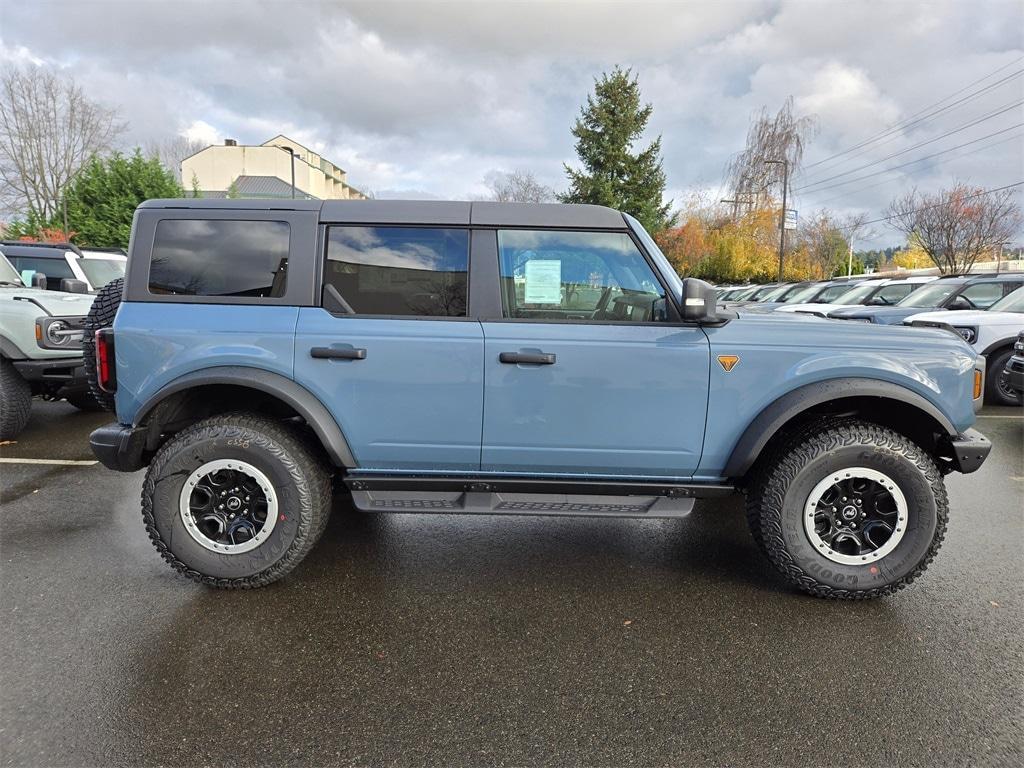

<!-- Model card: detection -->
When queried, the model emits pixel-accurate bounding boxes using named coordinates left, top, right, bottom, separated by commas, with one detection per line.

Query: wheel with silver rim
left=803, top=468, right=907, bottom=565
left=179, top=459, right=278, bottom=555
left=747, top=420, right=948, bottom=599
left=143, top=412, right=332, bottom=588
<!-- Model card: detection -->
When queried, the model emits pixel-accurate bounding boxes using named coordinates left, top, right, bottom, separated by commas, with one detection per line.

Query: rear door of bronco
left=294, top=223, right=484, bottom=471
left=479, top=228, right=709, bottom=478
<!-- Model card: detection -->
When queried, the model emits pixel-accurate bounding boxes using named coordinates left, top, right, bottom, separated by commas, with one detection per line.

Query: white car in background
left=906, top=285, right=1024, bottom=406
left=777, top=276, right=937, bottom=316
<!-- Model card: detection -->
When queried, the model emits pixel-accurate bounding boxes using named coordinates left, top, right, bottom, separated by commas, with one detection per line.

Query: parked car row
left=717, top=272, right=1024, bottom=405
left=0, top=242, right=128, bottom=438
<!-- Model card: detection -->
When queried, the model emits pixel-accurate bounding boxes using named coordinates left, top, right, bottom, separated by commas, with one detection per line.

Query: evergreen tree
left=561, top=67, right=674, bottom=234
left=62, top=150, right=184, bottom=247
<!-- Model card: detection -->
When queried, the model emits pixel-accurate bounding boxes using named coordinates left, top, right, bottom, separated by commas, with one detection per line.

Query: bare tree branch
left=145, top=135, right=207, bottom=182
left=0, top=64, right=127, bottom=219
left=484, top=169, right=555, bottom=203
left=886, top=184, right=1023, bottom=274
left=725, top=97, right=817, bottom=210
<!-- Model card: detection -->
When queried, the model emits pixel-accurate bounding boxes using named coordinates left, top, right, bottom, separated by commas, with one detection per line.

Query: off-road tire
left=142, top=412, right=332, bottom=588
left=744, top=415, right=851, bottom=555
left=0, top=359, right=32, bottom=439
left=985, top=347, right=1021, bottom=407
left=82, top=277, right=123, bottom=412
left=747, top=420, right=947, bottom=599
left=64, top=391, right=104, bottom=411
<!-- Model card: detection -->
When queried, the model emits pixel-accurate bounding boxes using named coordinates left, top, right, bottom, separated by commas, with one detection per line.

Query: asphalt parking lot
left=1, top=400, right=1022, bottom=767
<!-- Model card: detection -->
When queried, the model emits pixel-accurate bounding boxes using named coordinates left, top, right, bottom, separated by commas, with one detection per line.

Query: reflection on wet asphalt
left=1, top=401, right=1021, bottom=766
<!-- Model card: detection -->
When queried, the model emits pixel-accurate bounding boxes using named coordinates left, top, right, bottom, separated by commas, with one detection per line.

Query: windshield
left=898, top=282, right=960, bottom=308
left=989, top=286, right=1024, bottom=313
left=781, top=284, right=824, bottom=304
left=757, top=285, right=791, bottom=301
left=76, top=257, right=125, bottom=288
left=0, top=254, right=25, bottom=286
left=623, top=214, right=683, bottom=300
left=832, top=282, right=880, bottom=305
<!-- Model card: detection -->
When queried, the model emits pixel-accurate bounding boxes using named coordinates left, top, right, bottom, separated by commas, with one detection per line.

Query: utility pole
left=764, top=159, right=788, bottom=282
left=720, top=196, right=753, bottom=220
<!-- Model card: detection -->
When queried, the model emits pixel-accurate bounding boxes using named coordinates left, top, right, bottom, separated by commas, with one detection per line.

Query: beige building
left=181, top=135, right=367, bottom=200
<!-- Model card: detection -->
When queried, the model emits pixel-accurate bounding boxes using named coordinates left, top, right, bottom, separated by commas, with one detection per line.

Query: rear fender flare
left=135, top=366, right=355, bottom=467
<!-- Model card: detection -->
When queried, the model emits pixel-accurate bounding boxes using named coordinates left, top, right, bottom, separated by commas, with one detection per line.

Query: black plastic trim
left=723, top=378, right=959, bottom=478
left=343, top=473, right=734, bottom=498
left=943, top=428, right=991, bottom=474
left=980, top=336, right=1018, bottom=357
left=135, top=366, right=355, bottom=467
left=90, top=422, right=148, bottom=472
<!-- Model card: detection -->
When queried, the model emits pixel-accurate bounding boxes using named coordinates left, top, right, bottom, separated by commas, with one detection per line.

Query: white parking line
left=976, top=415, right=1024, bottom=419
left=0, top=458, right=98, bottom=466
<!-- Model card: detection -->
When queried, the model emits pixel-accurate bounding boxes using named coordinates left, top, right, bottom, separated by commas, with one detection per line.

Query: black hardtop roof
left=0, top=241, right=82, bottom=257
left=138, top=198, right=629, bottom=229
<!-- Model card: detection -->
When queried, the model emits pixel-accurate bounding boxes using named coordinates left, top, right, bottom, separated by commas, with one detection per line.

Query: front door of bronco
left=294, top=225, right=483, bottom=471
left=480, top=229, right=709, bottom=478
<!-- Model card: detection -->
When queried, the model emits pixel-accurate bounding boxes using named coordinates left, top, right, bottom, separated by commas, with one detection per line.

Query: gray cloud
left=3, top=0, right=1022, bottom=246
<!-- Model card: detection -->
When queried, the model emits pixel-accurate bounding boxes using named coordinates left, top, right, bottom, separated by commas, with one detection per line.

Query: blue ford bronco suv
left=87, top=199, right=991, bottom=598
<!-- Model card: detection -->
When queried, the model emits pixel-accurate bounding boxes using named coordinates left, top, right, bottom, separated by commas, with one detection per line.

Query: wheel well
left=747, top=395, right=950, bottom=481
left=139, top=384, right=320, bottom=458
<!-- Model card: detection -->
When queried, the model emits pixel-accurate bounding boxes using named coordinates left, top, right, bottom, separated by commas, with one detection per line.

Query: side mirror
left=948, top=296, right=971, bottom=311
left=59, top=278, right=89, bottom=294
left=867, top=296, right=886, bottom=306
left=651, top=296, right=668, bottom=322
left=30, top=272, right=47, bottom=290
left=681, top=278, right=719, bottom=322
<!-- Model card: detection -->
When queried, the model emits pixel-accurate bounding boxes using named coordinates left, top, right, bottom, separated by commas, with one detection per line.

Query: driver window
left=497, top=229, right=665, bottom=322
left=959, top=283, right=1003, bottom=309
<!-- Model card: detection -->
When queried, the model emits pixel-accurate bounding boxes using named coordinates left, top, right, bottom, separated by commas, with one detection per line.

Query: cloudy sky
left=3, top=0, right=1023, bottom=246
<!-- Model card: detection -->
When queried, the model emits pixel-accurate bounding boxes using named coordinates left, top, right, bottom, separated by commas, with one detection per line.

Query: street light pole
left=278, top=145, right=296, bottom=199
left=764, top=159, right=788, bottom=282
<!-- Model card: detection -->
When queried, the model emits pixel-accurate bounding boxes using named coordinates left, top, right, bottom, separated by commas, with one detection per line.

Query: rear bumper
left=89, top=422, right=148, bottom=472
left=942, top=428, right=991, bottom=474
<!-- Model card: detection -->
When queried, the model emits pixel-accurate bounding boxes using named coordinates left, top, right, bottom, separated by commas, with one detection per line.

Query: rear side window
left=324, top=227, right=469, bottom=317
left=149, top=219, right=290, bottom=297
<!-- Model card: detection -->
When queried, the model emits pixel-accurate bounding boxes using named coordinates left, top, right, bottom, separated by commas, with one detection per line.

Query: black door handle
left=499, top=351, right=556, bottom=365
left=311, top=346, right=367, bottom=360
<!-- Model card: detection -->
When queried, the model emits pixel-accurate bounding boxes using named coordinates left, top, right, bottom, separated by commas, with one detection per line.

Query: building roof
left=233, top=175, right=315, bottom=199
left=138, top=199, right=629, bottom=228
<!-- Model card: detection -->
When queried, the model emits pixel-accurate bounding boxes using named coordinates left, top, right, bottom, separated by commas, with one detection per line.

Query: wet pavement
left=1, top=400, right=1022, bottom=767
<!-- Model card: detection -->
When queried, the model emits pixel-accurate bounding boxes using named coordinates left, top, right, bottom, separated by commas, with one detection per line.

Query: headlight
left=954, top=326, right=977, bottom=344
left=35, top=316, right=87, bottom=350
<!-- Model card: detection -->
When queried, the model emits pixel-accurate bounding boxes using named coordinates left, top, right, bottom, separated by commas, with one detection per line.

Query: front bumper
left=12, top=357, right=87, bottom=391
left=941, top=428, right=992, bottom=474
left=90, top=422, right=149, bottom=472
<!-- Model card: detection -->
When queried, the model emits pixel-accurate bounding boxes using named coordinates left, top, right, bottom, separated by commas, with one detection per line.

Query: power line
left=833, top=181, right=1024, bottom=230
left=794, top=122, right=1024, bottom=196
left=804, top=131, right=1024, bottom=208
left=803, top=56, right=1024, bottom=171
left=795, top=99, right=1024, bottom=191
left=799, top=70, right=1024, bottom=181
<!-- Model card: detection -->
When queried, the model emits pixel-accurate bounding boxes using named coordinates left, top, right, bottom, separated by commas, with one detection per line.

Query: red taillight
left=95, top=329, right=116, bottom=393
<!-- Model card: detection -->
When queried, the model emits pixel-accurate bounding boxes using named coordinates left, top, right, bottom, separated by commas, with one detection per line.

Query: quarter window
left=324, top=227, right=469, bottom=317
left=498, top=230, right=666, bottom=322
left=149, top=219, right=290, bottom=297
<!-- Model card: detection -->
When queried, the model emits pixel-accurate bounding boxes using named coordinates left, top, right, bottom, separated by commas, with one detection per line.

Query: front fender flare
left=135, top=366, right=355, bottom=467
left=722, top=377, right=957, bottom=479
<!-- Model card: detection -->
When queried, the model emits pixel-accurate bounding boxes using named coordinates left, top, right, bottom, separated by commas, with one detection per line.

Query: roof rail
left=0, top=240, right=84, bottom=256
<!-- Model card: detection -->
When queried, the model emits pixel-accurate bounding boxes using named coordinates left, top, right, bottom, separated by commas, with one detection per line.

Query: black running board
left=349, top=490, right=696, bottom=518
left=343, top=475, right=733, bottom=519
